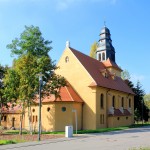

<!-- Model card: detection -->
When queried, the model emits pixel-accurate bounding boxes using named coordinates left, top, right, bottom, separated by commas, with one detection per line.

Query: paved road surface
left=1, top=126, right=150, bottom=150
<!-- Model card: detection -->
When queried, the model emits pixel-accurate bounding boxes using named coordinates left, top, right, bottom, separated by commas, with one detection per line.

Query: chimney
left=66, top=41, right=70, bottom=48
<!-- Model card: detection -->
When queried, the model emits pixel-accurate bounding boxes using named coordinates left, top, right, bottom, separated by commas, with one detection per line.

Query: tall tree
left=5, top=25, right=66, bottom=134
left=144, top=94, right=150, bottom=109
left=0, top=65, right=8, bottom=126
left=89, top=42, right=97, bottom=59
left=133, top=81, right=149, bottom=122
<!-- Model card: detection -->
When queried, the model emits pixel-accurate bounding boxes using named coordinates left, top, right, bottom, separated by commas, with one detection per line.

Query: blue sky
left=0, top=0, right=150, bottom=94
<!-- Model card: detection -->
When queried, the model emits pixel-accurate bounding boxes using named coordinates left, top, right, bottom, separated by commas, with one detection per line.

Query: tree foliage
left=132, top=81, right=149, bottom=121
left=7, top=25, right=52, bottom=57
left=4, top=25, right=66, bottom=133
left=121, top=69, right=149, bottom=121
left=0, top=65, right=8, bottom=125
left=89, top=42, right=97, bottom=59
left=121, top=69, right=131, bottom=80
left=144, top=94, right=150, bottom=109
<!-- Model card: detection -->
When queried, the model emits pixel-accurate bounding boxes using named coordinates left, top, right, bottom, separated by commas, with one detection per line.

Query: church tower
left=96, top=26, right=116, bottom=63
left=96, top=25, right=122, bottom=77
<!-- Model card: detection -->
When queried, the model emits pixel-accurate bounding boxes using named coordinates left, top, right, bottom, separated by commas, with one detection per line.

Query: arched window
left=121, top=97, right=124, bottom=108
left=112, top=96, right=115, bottom=108
left=102, top=52, right=105, bottom=61
left=100, top=94, right=104, bottom=109
left=65, top=56, right=69, bottom=63
left=129, top=99, right=131, bottom=108
left=98, top=53, right=101, bottom=61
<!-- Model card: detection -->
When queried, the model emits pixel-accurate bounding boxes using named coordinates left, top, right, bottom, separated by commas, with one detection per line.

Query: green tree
left=5, top=25, right=66, bottom=134
left=0, top=65, right=8, bottom=126
left=121, top=69, right=131, bottom=80
left=133, top=81, right=149, bottom=122
left=89, top=42, right=97, bottom=59
left=144, top=94, right=150, bottom=109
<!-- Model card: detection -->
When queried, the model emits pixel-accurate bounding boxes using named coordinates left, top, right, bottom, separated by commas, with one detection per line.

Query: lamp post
left=37, top=73, right=43, bottom=141
left=72, top=109, right=77, bottom=134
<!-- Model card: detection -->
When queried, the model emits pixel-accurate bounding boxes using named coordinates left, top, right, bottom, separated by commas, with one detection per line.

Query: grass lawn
left=0, top=140, right=18, bottom=145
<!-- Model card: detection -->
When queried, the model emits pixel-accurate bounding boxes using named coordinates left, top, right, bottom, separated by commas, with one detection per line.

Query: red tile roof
left=35, top=82, right=83, bottom=103
left=69, top=47, right=134, bottom=95
left=2, top=103, right=22, bottom=114
left=109, top=109, right=131, bottom=116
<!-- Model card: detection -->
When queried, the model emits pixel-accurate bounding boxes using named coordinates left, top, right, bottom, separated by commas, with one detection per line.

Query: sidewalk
left=1, top=126, right=150, bottom=150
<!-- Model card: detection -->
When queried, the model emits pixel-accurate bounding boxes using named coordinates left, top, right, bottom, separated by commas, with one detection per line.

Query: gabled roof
left=69, top=47, right=134, bottom=95
left=35, top=82, right=83, bottom=103
left=102, top=58, right=122, bottom=71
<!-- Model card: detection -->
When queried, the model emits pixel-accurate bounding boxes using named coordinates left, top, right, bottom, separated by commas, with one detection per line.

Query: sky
left=0, top=0, right=150, bottom=94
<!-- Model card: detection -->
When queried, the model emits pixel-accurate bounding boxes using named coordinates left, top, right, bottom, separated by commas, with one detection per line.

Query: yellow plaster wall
left=1, top=113, right=21, bottom=129
left=24, top=103, right=55, bottom=132
left=96, top=87, right=134, bottom=128
left=24, top=102, right=82, bottom=132
left=108, top=116, right=133, bottom=128
left=55, top=48, right=97, bottom=130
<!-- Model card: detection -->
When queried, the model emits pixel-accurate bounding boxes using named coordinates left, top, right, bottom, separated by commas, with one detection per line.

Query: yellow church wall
left=1, top=113, right=21, bottom=129
left=95, top=87, right=134, bottom=129
left=56, top=48, right=97, bottom=130
left=54, top=102, right=82, bottom=131
left=108, top=116, right=133, bottom=128
left=23, top=101, right=82, bottom=132
left=24, top=103, right=55, bottom=132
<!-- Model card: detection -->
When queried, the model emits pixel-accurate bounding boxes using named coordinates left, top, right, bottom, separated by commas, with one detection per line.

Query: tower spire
left=96, top=26, right=116, bottom=63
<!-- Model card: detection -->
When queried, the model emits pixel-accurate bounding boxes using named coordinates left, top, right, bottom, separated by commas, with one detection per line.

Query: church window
left=32, top=108, right=35, bottom=113
left=4, top=116, right=7, bottom=121
left=129, top=99, right=131, bottom=107
left=121, top=97, right=124, bottom=108
left=112, top=96, right=115, bottom=108
left=102, top=52, right=105, bottom=61
left=65, top=56, right=69, bottom=63
left=32, top=116, right=35, bottom=122
left=100, top=94, right=104, bottom=109
left=62, top=107, right=66, bottom=112
left=100, top=114, right=104, bottom=124
left=47, top=107, right=51, bottom=112
left=36, top=115, right=38, bottom=122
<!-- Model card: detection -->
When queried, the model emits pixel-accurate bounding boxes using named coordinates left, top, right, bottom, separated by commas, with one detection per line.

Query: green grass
left=0, top=140, right=17, bottom=145
left=3, top=122, right=150, bottom=135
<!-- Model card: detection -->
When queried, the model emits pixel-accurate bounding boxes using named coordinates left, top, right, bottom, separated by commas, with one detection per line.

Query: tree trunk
left=19, top=103, right=25, bottom=135
left=0, top=102, right=2, bottom=126
left=28, top=102, right=33, bottom=135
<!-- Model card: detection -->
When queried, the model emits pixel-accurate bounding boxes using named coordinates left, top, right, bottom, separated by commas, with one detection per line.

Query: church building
left=1, top=26, right=134, bottom=131
left=55, top=25, right=134, bottom=130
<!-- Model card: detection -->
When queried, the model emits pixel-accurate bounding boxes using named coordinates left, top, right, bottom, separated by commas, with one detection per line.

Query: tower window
left=102, top=52, right=105, bottom=61
left=98, top=53, right=101, bottom=61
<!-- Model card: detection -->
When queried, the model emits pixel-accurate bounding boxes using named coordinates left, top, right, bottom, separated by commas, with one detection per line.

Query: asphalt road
left=1, top=126, right=150, bottom=150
